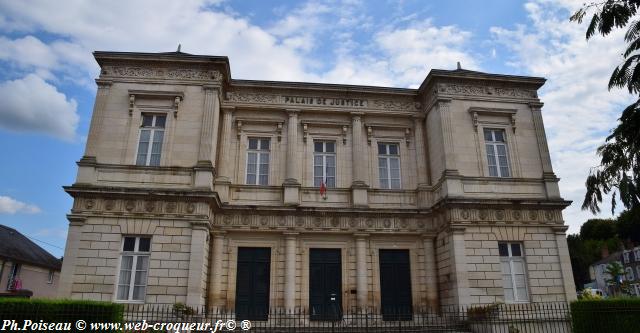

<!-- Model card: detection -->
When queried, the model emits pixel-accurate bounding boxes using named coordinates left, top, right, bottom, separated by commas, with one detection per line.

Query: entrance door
left=235, top=247, right=271, bottom=320
left=309, top=248, right=342, bottom=320
left=379, top=249, right=413, bottom=321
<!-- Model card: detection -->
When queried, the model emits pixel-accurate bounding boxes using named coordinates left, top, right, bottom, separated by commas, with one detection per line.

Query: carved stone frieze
left=101, top=65, right=223, bottom=82
left=213, top=213, right=434, bottom=233
left=436, top=83, right=537, bottom=99
left=451, top=207, right=561, bottom=224
left=72, top=197, right=210, bottom=218
left=225, top=92, right=420, bottom=112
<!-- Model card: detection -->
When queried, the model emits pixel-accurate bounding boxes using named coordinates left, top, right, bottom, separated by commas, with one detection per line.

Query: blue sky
left=0, top=0, right=632, bottom=257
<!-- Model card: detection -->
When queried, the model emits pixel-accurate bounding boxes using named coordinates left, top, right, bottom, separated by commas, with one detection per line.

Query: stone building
left=59, top=50, right=576, bottom=317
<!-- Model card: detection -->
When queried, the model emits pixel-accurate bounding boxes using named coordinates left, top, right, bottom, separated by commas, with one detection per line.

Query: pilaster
left=195, top=85, right=220, bottom=190
left=422, top=234, right=438, bottom=309
left=450, top=226, right=471, bottom=305
left=186, top=222, right=210, bottom=307
left=351, top=112, right=369, bottom=207
left=77, top=80, right=112, bottom=185
left=57, top=215, right=86, bottom=298
left=355, top=233, right=369, bottom=310
left=284, top=232, right=298, bottom=311
left=214, top=106, right=235, bottom=203
left=208, top=231, right=225, bottom=308
left=553, top=226, right=578, bottom=301
left=283, top=109, right=301, bottom=206
left=530, top=102, right=561, bottom=199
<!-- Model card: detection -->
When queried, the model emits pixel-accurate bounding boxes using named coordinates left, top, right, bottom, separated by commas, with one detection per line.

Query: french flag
left=319, top=181, right=327, bottom=200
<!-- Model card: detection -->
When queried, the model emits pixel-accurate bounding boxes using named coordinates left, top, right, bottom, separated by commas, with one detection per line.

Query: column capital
left=66, top=214, right=86, bottom=226
left=191, top=220, right=211, bottom=231
left=353, top=233, right=370, bottom=239
left=412, top=114, right=426, bottom=120
left=283, top=232, right=299, bottom=238
left=286, top=108, right=301, bottom=116
left=421, top=233, right=437, bottom=240
left=211, top=230, right=227, bottom=238
left=221, top=105, right=236, bottom=114
left=552, top=225, right=569, bottom=234
left=95, top=79, right=113, bottom=87
left=529, top=102, right=544, bottom=110
left=202, top=84, right=218, bottom=92
left=350, top=111, right=365, bottom=118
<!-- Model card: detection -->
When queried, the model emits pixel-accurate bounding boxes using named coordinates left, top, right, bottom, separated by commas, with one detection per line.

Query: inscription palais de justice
left=284, top=96, right=368, bottom=107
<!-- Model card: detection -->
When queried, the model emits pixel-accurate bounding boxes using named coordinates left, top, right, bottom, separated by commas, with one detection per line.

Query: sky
left=0, top=0, right=633, bottom=258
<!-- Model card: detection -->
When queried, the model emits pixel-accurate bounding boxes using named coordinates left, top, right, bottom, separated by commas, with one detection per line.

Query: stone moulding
left=100, top=65, right=223, bottom=82
left=225, top=92, right=421, bottom=112
left=436, top=83, right=538, bottom=99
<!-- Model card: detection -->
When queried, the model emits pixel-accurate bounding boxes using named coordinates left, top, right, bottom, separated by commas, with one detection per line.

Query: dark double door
left=309, top=248, right=342, bottom=320
left=235, top=247, right=271, bottom=320
left=379, top=249, right=413, bottom=321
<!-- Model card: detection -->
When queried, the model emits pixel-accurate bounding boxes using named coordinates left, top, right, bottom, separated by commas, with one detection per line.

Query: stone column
left=553, top=226, right=578, bottom=301
left=283, top=110, right=301, bottom=205
left=214, top=107, right=235, bottom=202
left=422, top=235, right=439, bottom=309
left=355, top=234, right=369, bottom=310
left=57, top=215, right=85, bottom=298
left=187, top=222, right=210, bottom=307
left=208, top=231, right=225, bottom=308
left=530, top=102, right=561, bottom=198
left=351, top=112, right=369, bottom=207
left=284, top=233, right=298, bottom=311
left=195, top=85, right=220, bottom=189
left=76, top=80, right=112, bottom=184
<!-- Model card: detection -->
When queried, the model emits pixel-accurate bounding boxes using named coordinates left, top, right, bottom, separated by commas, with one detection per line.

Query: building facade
left=0, top=225, right=61, bottom=298
left=59, top=51, right=576, bottom=316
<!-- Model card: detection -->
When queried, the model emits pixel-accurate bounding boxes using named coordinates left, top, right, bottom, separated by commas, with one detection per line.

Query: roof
left=591, top=251, right=623, bottom=266
left=0, top=225, right=62, bottom=270
left=93, top=50, right=547, bottom=93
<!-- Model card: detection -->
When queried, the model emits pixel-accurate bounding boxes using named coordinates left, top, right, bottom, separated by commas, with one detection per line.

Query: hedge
left=0, top=298, right=123, bottom=330
left=571, top=298, right=640, bottom=333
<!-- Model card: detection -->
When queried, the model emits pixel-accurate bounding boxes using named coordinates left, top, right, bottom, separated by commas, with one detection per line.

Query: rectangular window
left=47, top=270, right=54, bottom=284
left=116, top=236, right=151, bottom=302
left=313, top=141, right=336, bottom=188
left=484, top=129, right=510, bottom=177
left=136, top=114, right=166, bottom=166
left=6, top=263, right=20, bottom=291
left=499, top=242, right=529, bottom=302
left=378, top=143, right=401, bottom=189
left=245, top=138, right=270, bottom=185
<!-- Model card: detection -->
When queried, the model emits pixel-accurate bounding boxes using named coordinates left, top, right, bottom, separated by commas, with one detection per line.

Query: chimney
left=601, top=246, right=610, bottom=259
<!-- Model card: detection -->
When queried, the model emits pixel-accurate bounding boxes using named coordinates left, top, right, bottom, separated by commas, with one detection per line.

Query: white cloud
left=0, top=74, right=79, bottom=140
left=491, top=0, right=634, bottom=233
left=0, top=195, right=41, bottom=214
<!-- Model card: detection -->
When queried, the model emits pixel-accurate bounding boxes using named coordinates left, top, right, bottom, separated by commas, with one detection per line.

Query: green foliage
left=0, top=298, right=123, bottom=330
left=571, top=298, right=640, bottom=333
left=577, top=288, right=604, bottom=300
left=466, top=303, right=501, bottom=321
left=580, top=218, right=618, bottom=240
left=571, top=1, right=640, bottom=214
left=617, top=207, right=640, bottom=244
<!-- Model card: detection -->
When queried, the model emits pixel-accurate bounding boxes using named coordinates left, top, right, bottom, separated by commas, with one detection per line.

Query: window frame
left=625, top=267, right=635, bottom=281
left=483, top=128, right=511, bottom=178
left=115, top=236, right=151, bottom=303
left=377, top=142, right=402, bottom=189
left=245, top=137, right=271, bottom=186
left=47, top=270, right=54, bottom=284
left=499, top=242, right=530, bottom=303
left=6, top=263, right=20, bottom=291
left=313, top=140, right=337, bottom=188
left=135, top=113, right=167, bottom=167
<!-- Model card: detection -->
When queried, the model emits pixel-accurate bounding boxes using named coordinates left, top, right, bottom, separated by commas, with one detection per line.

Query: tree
left=604, top=261, right=625, bottom=295
left=616, top=207, right=640, bottom=244
left=579, top=218, right=618, bottom=240
left=571, top=1, right=640, bottom=214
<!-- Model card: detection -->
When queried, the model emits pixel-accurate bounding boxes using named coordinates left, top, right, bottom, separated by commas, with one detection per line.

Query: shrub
left=571, top=298, right=640, bottom=333
left=0, top=298, right=123, bottom=331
